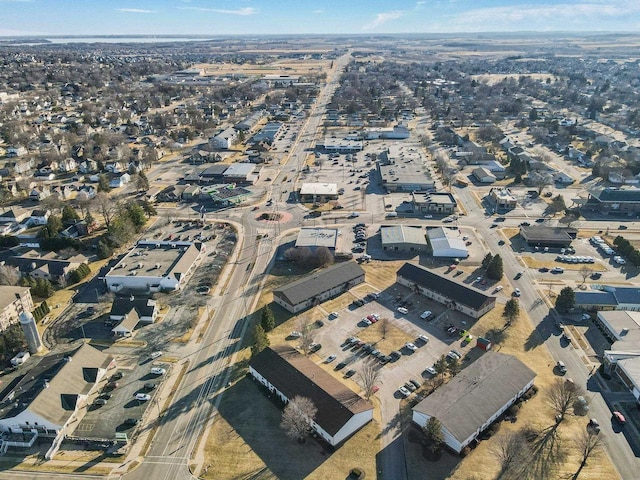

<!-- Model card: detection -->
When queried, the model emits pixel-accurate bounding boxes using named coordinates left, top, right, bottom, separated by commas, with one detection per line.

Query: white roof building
left=299, top=183, right=338, bottom=196
left=427, top=227, right=469, bottom=258
left=295, top=228, right=338, bottom=250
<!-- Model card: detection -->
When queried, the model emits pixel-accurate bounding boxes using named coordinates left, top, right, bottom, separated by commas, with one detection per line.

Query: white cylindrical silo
left=19, top=311, right=43, bottom=354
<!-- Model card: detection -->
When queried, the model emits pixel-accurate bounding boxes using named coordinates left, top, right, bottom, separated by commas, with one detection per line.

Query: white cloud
left=363, top=11, right=404, bottom=30
left=115, top=8, right=157, bottom=14
left=178, top=6, right=258, bottom=15
left=454, top=1, right=639, bottom=27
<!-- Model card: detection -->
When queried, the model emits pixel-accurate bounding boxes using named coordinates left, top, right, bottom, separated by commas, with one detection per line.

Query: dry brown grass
left=357, top=321, right=413, bottom=355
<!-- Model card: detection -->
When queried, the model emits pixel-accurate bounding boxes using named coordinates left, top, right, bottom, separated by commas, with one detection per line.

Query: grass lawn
left=425, top=301, right=621, bottom=480
left=203, top=377, right=378, bottom=480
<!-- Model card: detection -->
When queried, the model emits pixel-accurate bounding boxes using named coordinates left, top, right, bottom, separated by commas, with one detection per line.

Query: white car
left=425, top=366, right=437, bottom=376
left=493, top=285, right=503, bottom=292
left=514, top=288, right=521, bottom=297
left=420, top=310, right=432, bottom=319
left=135, top=393, right=151, bottom=401
left=424, top=214, right=433, bottom=219
left=325, top=355, right=336, bottom=363
left=398, top=386, right=411, bottom=397
left=290, top=331, right=301, bottom=338
left=418, top=335, right=429, bottom=344
left=550, top=267, right=564, bottom=273
left=150, top=351, right=163, bottom=360
left=405, top=342, right=417, bottom=351
left=150, top=367, right=166, bottom=376
left=329, top=312, right=339, bottom=319
left=362, top=318, right=372, bottom=326
left=397, top=307, right=408, bottom=314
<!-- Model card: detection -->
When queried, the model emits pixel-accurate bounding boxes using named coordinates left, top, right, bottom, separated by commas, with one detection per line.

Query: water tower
left=19, top=311, right=43, bottom=354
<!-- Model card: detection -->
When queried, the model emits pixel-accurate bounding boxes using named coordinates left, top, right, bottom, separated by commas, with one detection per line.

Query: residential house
left=412, top=352, right=536, bottom=453
left=109, top=173, right=131, bottom=189
left=57, top=158, right=77, bottom=173
left=209, top=128, right=238, bottom=150
left=397, top=263, right=496, bottom=319
left=78, top=160, right=97, bottom=174
left=29, top=186, right=51, bottom=202
left=472, top=167, right=496, bottom=184
left=5, top=253, right=88, bottom=284
left=28, top=210, right=50, bottom=226
left=6, top=146, right=27, bottom=157
left=76, top=185, right=97, bottom=201
left=249, top=346, right=373, bottom=447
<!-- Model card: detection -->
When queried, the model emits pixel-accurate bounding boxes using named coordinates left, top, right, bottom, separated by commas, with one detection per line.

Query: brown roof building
left=249, top=346, right=373, bottom=446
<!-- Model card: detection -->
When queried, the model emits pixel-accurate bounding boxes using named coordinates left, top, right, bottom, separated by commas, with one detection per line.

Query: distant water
left=6, top=37, right=210, bottom=45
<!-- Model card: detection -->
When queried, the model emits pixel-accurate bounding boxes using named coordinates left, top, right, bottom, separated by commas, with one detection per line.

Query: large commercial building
left=377, top=163, right=435, bottom=193
left=249, top=346, right=373, bottom=447
left=380, top=225, right=428, bottom=253
left=411, top=192, right=457, bottom=215
left=412, top=352, right=535, bottom=453
left=586, top=188, right=640, bottom=216
left=575, top=285, right=640, bottom=312
left=519, top=226, right=574, bottom=248
left=0, top=286, right=33, bottom=333
left=299, top=183, right=339, bottom=203
left=273, top=262, right=365, bottom=313
left=295, top=228, right=339, bottom=252
left=105, top=240, right=204, bottom=293
left=397, top=263, right=496, bottom=319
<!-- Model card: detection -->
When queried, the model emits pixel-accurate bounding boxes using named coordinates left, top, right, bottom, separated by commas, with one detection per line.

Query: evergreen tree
left=423, top=417, right=445, bottom=454
left=486, top=254, right=504, bottom=280
left=482, top=253, right=494, bottom=270
left=251, top=324, right=270, bottom=357
left=504, top=298, right=520, bottom=326
left=61, top=205, right=80, bottom=223
left=556, top=287, right=576, bottom=313
left=261, top=305, right=276, bottom=332
left=98, top=174, right=111, bottom=192
left=135, top=171, right=150, bottom=192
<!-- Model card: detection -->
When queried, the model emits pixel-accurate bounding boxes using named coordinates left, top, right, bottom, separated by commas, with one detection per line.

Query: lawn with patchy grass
left=203, top=377, right=378, bottom=480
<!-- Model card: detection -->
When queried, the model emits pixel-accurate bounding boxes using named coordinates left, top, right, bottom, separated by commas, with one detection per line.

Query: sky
left=0, top=0, right=638, bottom=37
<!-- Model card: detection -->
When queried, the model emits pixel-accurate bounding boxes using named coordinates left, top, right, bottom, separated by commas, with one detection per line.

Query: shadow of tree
left=522, top=423, right=566, bottom=480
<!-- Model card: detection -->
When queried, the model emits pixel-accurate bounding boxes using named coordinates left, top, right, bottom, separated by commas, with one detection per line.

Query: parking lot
left=286, top=281, right=479, bottom=397
left=75, top=357, right=169, bottom=439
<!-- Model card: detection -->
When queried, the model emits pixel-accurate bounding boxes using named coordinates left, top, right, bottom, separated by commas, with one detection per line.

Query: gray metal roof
left=413, top=352, right=536, bottom=444
left=273, top=262, right=365, bottom=307
left=575, top=291, right=617, bottom=306
left=380, top=225, right=427, bottom=246
left=397, top=262, right=495, bottom=311
left=589, top=188, right=640, bottom=203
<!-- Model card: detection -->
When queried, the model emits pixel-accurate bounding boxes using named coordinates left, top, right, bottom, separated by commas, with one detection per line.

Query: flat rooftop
left=295, top=228, right=338, bottom=249
left=107, top=241, right=199, bottom=279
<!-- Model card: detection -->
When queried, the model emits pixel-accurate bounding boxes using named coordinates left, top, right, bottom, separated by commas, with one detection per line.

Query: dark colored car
left=123, top=418, right=139, bottom=426
left=105, top=382, right=119, bottom=390
left=389, top=351, right=402, bottom=361
left=335, top=361, right=348, bottom=371
left=144, top=382, right=157, bottom=390
left=309, top=343, right=322, bottom=353
left=409, top=379, right=421, bottom=390
left=344, top=369, right=356, bottom=378
left=111, top=372, right=124, bottom=381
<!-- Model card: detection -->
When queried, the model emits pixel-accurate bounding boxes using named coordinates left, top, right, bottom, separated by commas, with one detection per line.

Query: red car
left=613, top=411, right=626, bottom=425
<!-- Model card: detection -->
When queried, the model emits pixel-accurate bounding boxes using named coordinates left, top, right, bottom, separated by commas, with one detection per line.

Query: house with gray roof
left=397, top=263, right=496, bottom=319
left=586, top=188, right=640, bottom=215
left=412, top=352, right=536, bottom=453
left=249, top=346, right=373, bottom=446
left=0, top=343, right=115, bottom=457
left=273, top=262, right=365, bottom=313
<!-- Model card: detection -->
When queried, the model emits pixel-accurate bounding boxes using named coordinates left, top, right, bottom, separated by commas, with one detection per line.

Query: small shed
left=476, top=337, right=492, bottom=351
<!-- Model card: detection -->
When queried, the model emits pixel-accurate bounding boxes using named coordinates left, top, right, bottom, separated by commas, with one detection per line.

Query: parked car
left=290, top=331, right=301, bottom=338
left=588, top=418, right=601, bottom=433
left=425, top=366, right=437, bottom=376
left=417, top=335, right=429, bottom=344
left=514, top=272, right=523, bottom=280
left=405, top=342, right=417, bottom=352
left=557, top=361, right=567, bottom=374
left=329, top=311, right=339, bottom=319
left=105, top=382, right=119, bottom=390
left=123, top=418, right=139, bottom=426
left=389, top=351, right=402, bottom=361
left=111, top=372, right=124, bottom=381
left=150, top=351, right=163, bottom=360
left=420, top=310, right=432, bottom=319
left=409, top=379, right=421, bottom=390
left=94, top=398, right=108, bottom=406
left=613, top=411, right=626, bottom=425
left=397, top=307, right=408, bottom=314
left=135, top=393, right=151, bottom=401
left=398, top=386, right=411, bottom=397
left=150, top=367, right=166, bottom=376
left=513, top=288, right=521, bottom=297
left=404, top=381, right=417, bottom=392
left=309, top=343, right=322, bottom=353
left=446, top=351, right=461, bottom=361
left=551, top=267, right=564, bottom=274
left=325, top=355, right=337, bottom=363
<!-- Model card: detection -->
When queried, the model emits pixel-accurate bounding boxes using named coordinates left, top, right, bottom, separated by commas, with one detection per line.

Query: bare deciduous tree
left=93, top=192, right=116, bottom=229
left=547, top=379, right=584, bottom=423
left=280, top=396, right=317, bottom=443
left=491, top=431, right=530, bottom=480
left=0, top=265, right=20, bottom=286
left=573, top=430, right=602, bottom=480
left=379, top=317, right=389, bottom=339
left=297, top=316, right=314, bottom=355
left=357, top=361, right=381, bottom=400
left=578, top=265, right=594, bottom=285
